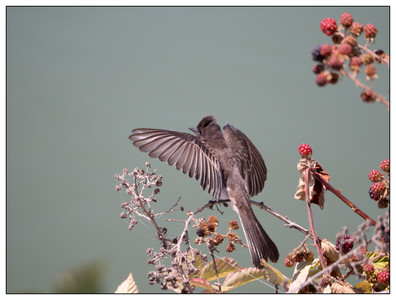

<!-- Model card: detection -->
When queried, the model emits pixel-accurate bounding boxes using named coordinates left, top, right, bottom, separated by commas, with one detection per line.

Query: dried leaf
left=289, top=259, right=320, bottom=293
left=330, top=281, right=357, bottom=293
left=115, top=273, right=139, bottom=293
left=189, top=278, right=217, bottom=293
left=321, top=239, right=339, bottom=263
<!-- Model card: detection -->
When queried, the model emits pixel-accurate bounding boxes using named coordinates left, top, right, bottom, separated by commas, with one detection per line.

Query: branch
left=304, top=168, right=327, bottom=270
left=310, top=168, right=376, bottom=226
left=340, top=69, right=389, bottom=110
left=250, top=200, right=311, bottom=236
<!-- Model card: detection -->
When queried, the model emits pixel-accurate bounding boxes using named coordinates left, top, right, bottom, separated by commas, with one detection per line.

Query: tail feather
left=237, top=208, right=279, bottom=267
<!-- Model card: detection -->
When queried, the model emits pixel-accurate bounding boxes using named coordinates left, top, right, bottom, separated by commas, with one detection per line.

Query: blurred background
left=6, top=6, right=389, bottom=293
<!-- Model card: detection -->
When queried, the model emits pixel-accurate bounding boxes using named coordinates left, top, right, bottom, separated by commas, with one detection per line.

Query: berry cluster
left=284, top=246, right=314, bottom=268
left=335, top=235, right=354, bottom=254
left=195, top=216, right=244, bottom=254
left=368, top=159, right=389, bottom=209
left=313, top=12, right=388, bottom=105
left=362, top=263, right=390, bottom=288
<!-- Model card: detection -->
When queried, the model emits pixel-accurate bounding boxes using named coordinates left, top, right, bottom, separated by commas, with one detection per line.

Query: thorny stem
left=310, top=168, right=377, bottom=226
left=304, top=169, right=327, bottom=271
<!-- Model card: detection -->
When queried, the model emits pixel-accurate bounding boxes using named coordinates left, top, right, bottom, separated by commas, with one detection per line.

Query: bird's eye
left=198, top=129, right=202, bottom=134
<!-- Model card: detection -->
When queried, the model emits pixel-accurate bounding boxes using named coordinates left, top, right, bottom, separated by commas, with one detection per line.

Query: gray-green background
left=7, top=7, right=389, bottom=293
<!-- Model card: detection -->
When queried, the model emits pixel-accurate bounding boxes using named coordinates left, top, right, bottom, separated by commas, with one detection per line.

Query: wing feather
left=129, top=128, right=223, bottom=198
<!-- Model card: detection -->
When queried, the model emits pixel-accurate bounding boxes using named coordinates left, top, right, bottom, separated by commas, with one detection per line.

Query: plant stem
left=251, top=200, right=311, bottom=236
left=310, top=168, right=376, bottom=226
left=304, top=168, right=327, bottom=270
left=340, top=69, right=389, bottom=110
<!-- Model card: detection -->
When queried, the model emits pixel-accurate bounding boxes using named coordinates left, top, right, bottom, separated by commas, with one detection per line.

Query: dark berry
left=313, top=64, right=325, bottom=74
left=196, top=228, right=205, bottom=237
left=361, top=90, right=375, bottom=103
left=378, top=198, right=388, bottom=209
left=329, top=72, right=339, bottom=84
left=312, top=45, right=324, bottom=62
left=336, top=235, right=354, bottom=253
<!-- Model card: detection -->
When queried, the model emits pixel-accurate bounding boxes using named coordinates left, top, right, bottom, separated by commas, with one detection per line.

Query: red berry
left=320, top=18, right=337, bottom=36
left=380, top=160, right=390, bottom=172
left=350, top=56, right=362, bottom=71
left=377, top=271, right=390, bottom=285
left=338, top=43, right=352, bottom=55
left=363, top=264, right=375, bottom=274
left=371, top=182, right=385, bottom=195
left=340, top=12, right=354, bottom=28
left=320, top=43, right=332, bottom=57
left=368, top=169, right=383, bottom=182
left=298, top=144, right=312, bottom=157
left=327, top=57, right=343, bottom=70
left=284, top=256, right=294, bottom=268
left=315, top=73, right=328, bottom=87
left=364, top=24, right=378, bottom=39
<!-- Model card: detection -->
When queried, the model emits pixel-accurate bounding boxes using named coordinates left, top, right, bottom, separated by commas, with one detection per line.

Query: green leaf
left=354, top=280, right=372, bottom=293
left=260, top=260, right=289, bottom=285
left=115, top=273, right=139, bottom=293
left=372, top=256, right=389, bottom=270
left=199, top=257, right=241, bottom=282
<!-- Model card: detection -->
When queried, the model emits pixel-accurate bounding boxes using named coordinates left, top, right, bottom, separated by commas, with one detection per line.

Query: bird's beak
left=189, top=127, right=197, bottom=133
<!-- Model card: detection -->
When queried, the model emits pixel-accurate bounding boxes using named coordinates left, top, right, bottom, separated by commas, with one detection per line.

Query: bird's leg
left=207, top=199, right=230, bottom=214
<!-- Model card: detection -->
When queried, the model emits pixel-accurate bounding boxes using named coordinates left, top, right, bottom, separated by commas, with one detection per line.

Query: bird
left=129, top=116, right=279, bottom=267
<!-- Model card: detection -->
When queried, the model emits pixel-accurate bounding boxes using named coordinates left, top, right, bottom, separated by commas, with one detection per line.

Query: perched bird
left=129, top=116, right=279, bottom=267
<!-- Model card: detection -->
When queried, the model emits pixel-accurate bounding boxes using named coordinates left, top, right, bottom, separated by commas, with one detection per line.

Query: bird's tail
left=236, top=206, right=279, bottom=267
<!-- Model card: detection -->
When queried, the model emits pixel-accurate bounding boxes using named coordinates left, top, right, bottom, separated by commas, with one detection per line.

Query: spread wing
left=223, top=124, right=267, bottom=196
left=129, top=128, right=223, bottom=199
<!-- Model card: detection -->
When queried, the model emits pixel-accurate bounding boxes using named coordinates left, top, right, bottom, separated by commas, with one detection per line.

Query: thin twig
left=250, top=200, right=311, bottom=236
left=340, top=69, right=389, bottom=110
